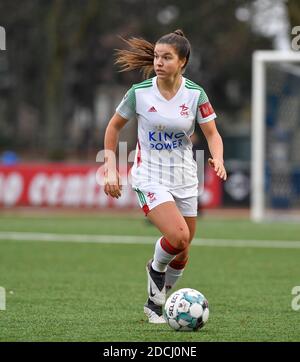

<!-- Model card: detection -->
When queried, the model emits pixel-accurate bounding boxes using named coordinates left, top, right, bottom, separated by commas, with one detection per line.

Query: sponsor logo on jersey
left=148, top=130, right=185, bottom=150
left=148, top=106, right=157, bottom=112
left=179, top=103, right=189, bottom=117
left=199, top=102, right=214, bottom=118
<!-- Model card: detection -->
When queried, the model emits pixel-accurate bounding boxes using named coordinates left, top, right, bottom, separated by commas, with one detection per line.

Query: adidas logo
left=148, top=106, right=157, bottom=112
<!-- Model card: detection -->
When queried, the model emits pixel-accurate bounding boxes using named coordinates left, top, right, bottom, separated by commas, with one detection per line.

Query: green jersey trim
left=125, top=87, right=136, bottom=111
left=133, top=78, right=154, bottom=90
left=185, top=79, right=210, bottom=106
left=185, top=79, right=202, bottom=90
left=134, top=188, right=147, bottom=206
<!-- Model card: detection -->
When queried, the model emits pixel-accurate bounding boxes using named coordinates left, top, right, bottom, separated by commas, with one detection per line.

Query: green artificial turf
left=0, top=213, right=300, bottom=341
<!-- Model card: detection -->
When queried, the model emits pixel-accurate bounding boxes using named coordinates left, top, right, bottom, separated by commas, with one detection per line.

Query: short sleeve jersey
left=116, top=76, right=216, bottom=193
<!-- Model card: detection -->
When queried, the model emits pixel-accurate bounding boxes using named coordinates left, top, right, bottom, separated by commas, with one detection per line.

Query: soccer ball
left=164, top=288, right=209, bottom=331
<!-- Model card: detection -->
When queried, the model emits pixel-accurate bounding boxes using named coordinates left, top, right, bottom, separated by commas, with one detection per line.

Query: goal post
left=251, top=51, right=300, bottom=222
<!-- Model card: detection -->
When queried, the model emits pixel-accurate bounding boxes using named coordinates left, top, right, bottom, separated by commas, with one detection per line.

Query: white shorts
left=134, top=185, right=198, bottom=217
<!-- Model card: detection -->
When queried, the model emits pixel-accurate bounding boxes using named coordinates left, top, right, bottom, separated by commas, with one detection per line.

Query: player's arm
left=104, top=112, right=128, bottom=198
left=199, top=120, right=227, bottom=181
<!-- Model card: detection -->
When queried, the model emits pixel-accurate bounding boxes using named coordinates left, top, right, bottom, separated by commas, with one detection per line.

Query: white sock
left=152, top=237, right=182, bottom=272
left=165, top=258, right=189, bottom=290
left=165, top=265, right=184, bottom=290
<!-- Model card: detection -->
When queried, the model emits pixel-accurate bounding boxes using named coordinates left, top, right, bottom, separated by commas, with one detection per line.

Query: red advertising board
left=0, top=164, right=221, bottom=209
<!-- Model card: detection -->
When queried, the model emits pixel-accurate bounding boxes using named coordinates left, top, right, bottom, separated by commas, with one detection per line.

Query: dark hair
left=115, top=29, right=191, bottom=78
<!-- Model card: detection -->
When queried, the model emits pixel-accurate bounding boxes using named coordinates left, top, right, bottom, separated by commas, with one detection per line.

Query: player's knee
left=178, top=231, right=190, bottom=250
left=168, top=228, right=190, bottom=251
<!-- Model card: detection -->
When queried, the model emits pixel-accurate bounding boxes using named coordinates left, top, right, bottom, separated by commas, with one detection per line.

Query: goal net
left=251, top=51, right=300, bottom=222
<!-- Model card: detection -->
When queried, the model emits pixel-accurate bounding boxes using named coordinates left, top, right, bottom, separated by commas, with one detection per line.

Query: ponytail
left=115, top=37, right=155, bottom=79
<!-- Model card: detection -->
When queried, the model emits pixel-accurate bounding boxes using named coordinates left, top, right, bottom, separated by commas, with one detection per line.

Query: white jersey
left=116, top=76, right=216, bottom=197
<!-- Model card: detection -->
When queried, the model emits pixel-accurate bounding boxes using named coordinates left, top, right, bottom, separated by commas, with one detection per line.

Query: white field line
left=0, top=231, right=300, bottom=249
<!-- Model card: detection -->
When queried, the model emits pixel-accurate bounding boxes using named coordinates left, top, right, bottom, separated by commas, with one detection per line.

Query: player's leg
left=165, top=216, right=196, bottom=292
left=144, top=201, right=190, bottom=323
left=147, top=201, right=191, bottom=271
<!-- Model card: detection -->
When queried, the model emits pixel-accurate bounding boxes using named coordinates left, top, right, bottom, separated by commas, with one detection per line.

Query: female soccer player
left=104, top=30, right=227, bottom=323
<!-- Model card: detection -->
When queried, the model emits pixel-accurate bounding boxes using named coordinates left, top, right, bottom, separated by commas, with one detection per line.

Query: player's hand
left=104, top=169, right=122, bottom=198
left=208, top=158, right=227, bottom=181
